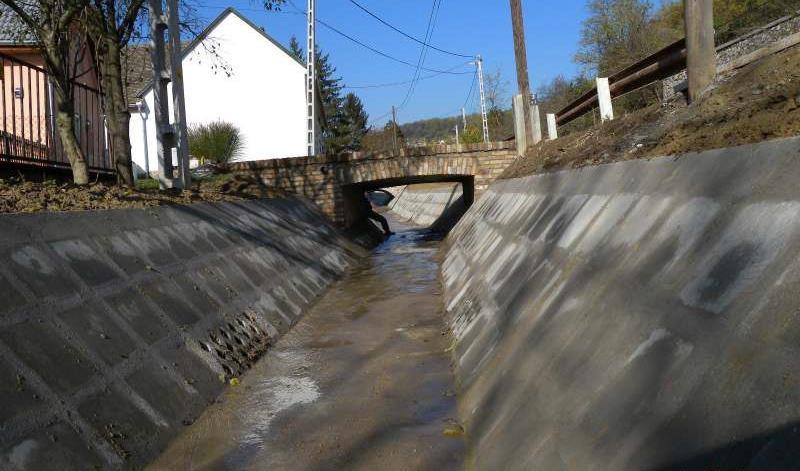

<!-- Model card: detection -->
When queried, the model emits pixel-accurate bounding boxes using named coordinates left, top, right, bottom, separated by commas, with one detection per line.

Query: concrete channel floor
left=147, top=212, right=464, bottom=470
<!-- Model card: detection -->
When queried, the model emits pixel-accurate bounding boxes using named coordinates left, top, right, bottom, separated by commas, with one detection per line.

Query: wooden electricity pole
left=685, top=0, right=716, bottom=103
left=391, top=106, right=398, bottom=154
left=510, top=0, right=533, bottom=151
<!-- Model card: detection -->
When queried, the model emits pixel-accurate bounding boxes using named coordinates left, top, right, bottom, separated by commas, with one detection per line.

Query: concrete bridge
left=226, top=142, right=518, bottom=227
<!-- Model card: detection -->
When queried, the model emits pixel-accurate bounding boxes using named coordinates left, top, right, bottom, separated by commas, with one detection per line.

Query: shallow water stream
left=147, top=212, right=464, bottom=470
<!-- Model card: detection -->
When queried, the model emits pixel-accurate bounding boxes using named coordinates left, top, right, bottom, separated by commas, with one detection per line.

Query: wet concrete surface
left=147, top=212, right=464, bottom=471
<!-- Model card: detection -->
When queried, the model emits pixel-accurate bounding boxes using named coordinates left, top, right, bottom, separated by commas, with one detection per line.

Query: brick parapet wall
left=228, top=143, right=518, bottom=226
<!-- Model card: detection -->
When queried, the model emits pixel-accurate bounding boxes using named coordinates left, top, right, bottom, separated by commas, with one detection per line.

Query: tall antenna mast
left=306, top=0, right=317, bottom=156
left=476, top=55, right=490, bottom=143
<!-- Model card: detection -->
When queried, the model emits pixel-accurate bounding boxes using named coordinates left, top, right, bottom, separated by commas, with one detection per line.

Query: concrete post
left=166, top=0, right=190, bottom=189
left=513, top=94, right=527, bottom=155
left=685, top=0, right=716, bottom=102
left=597, top=77, right=614, bottom=122
left=530, top=101, right=542, bottom=145
left=547, top=113, right=558, bottom=140
left=148, top=0, right=173, bottom=189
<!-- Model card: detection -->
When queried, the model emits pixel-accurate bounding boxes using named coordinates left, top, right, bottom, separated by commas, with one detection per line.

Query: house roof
left=134, top=7, right=304, bottom=99
left=123, top=45, right=153, bottom=103
left=0, top=4, right=37, bottom=45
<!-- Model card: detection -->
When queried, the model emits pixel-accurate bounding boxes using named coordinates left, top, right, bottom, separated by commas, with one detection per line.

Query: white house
left=129, top=7, right=308, bottom=175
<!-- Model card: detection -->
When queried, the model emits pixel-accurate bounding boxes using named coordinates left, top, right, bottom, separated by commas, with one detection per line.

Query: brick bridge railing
left=226, top=142, right=518, bottom=227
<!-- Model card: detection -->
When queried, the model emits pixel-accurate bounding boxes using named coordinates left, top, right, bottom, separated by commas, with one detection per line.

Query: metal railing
left=556, top=39, right=687, bottom=126
left=0, top=52, right=112, bottom=173
left=555, top=11, right=800, bottom=128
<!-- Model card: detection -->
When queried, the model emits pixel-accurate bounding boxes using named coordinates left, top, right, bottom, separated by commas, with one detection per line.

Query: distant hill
left=386, top=110, right=514, bottom=145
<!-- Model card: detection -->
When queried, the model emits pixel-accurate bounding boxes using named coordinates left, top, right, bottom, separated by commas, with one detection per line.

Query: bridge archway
left=342, top=175, right=475, bottom=229
left=227, top=142, right=517, bottom=228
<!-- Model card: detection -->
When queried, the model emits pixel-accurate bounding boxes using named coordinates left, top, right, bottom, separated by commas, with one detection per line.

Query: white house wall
left=130, top=11, right=307, bottom=175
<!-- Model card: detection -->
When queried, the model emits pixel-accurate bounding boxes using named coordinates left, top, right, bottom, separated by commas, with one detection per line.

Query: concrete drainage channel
left=0, top=198, right=363, bottom=470
left=5, top=136, right=800, bottom=470
left=443, top=136, right=800, bottom=470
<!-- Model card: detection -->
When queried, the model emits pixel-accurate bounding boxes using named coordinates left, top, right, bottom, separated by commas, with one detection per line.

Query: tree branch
left=1, top=0, right=43, bottom=38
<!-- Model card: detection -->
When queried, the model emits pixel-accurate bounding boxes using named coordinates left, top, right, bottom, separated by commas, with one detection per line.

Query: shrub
left=188, top=121, right=245, bottom=164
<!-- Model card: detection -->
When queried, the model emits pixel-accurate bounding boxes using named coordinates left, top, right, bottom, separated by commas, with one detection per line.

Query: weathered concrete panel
left=386, top=184, right=464, bottom=227
left=0, top=198, right=362, bottom=470
left=443, top=136, right=800, bottom=470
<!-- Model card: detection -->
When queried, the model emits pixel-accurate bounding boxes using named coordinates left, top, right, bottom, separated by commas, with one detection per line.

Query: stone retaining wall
left=443, top=136, right=800, bottom=470
left=0, top=199, right=362, bottom=470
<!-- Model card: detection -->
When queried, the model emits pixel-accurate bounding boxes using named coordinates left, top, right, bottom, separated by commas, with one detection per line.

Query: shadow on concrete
left=645, top=421, right=800, bottom=471
left=428, top=194, right=470, bottom=235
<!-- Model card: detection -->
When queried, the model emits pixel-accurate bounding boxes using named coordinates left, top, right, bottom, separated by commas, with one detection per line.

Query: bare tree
left=1, top=0, right=92, bottom=184
left=84, top=0, right=146, bottom=186
left=84, top=0, right=286, bottom=186
left=483, top=66, right=510, bottom=138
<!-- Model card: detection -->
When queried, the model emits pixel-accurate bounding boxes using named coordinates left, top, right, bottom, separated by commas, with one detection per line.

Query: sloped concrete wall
left=0, top=198, right=362, bottom=470
left=386, top=184, right=464, bottom=227
left=443, top=136, right=800, bottom=470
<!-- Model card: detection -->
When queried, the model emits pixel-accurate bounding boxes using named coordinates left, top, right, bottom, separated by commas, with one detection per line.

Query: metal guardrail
left=555, top=11, right=800, bottom=128
left=556, top=39, right=687, bottom=126
left=0, top=51, right=113, bottom=173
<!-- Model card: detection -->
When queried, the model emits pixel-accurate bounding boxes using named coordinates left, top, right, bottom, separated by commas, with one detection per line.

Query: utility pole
left=148, top=0, right=189, bottom=189
left=509, top=0, right=533, bottom=150
left=391, top=106, right=398, bottom=153
left=167, top=0, right=190, bottom=188
left=454, top=125, right=460, bottom=147
left=476, top=55, right=489, bottom=143
left=461, top=107, right=467, bottom=132
left=306, top=0, right=317, bottom=156
left=684, top=0, right=716, bottom=103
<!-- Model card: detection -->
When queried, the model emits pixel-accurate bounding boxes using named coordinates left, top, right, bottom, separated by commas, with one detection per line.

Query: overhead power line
left=344, top=62, right=473, bottom=89
left=346, top=0, right=473, bottom=59
left=283, top=1, right=470, bottom=76
left=463, top=69, right=477, bottom=109
left=368, top=109, right=394, bottom=128
left=316, top=17, right=466, bottom=75
left=399, top=0, right=441, bottom=110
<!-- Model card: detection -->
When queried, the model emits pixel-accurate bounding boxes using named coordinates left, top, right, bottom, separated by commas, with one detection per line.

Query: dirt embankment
left=501, top=44, right=800, bottom=179
left=0, top=173, right=284, bottom=214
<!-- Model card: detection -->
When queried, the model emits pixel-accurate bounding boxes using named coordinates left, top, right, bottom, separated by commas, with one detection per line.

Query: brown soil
left=501, top=44, right=800, bottom=179
left=0, top=172, right=285, bottom=214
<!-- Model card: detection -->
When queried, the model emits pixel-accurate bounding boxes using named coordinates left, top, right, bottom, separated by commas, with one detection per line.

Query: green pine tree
left=331, top=93, right=369, bottom=152
left=289, top=35, right=305, bottom=63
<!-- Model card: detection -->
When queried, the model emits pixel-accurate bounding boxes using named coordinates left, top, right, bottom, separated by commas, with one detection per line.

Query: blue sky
left=192, top=0, right=592, bottom=125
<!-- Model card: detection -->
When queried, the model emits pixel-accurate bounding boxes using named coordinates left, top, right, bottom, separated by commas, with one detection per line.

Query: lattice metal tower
left=476, top=55, right=490, bottom=143
left=306, top=0, right=317, bottom=156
